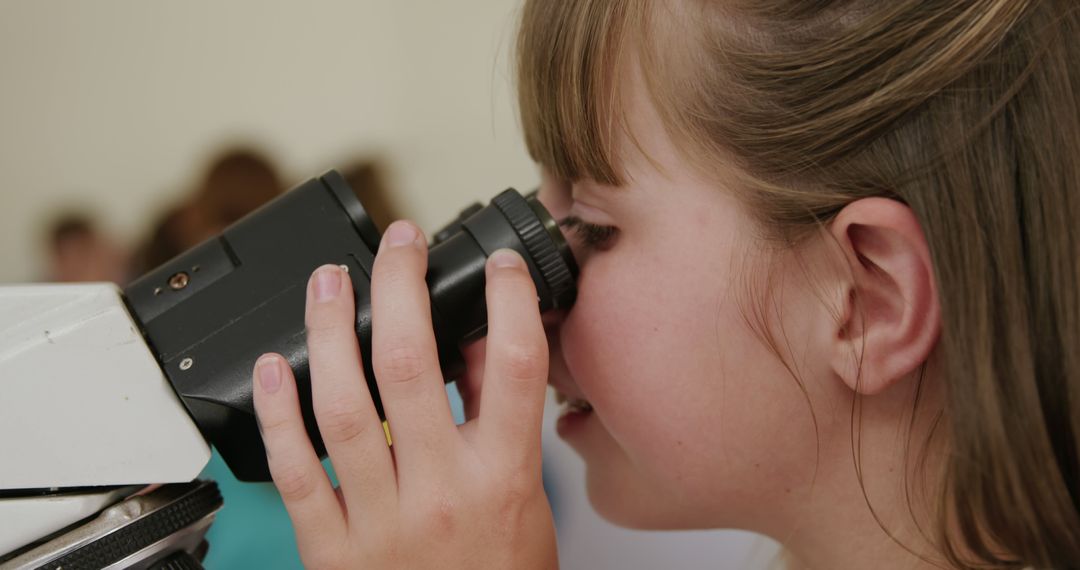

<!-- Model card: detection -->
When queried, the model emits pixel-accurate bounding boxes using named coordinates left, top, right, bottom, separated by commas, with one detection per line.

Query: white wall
left=0, top=0, right=532, bottom=282
left=0, top=2, right=776, bottom=568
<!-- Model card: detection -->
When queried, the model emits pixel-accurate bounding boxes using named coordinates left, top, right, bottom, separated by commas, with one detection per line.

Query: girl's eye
left=559, top=216, right=618, bottom=251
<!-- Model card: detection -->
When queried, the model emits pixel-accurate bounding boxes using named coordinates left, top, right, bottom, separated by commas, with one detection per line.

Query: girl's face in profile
left=537, top=61, right=840, bottom=534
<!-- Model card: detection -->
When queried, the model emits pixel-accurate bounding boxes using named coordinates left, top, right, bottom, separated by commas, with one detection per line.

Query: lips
left=545, top=333, right=593, bottom=429
left=552, top=385, right=593, bottom=439
left=554, top=389, right=593, bottom=414
left=551, top=382, right=594, bottom=429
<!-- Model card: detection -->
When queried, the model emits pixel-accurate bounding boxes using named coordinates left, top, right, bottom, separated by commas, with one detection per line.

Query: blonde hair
left=517, top=0, right=1080, bottom=567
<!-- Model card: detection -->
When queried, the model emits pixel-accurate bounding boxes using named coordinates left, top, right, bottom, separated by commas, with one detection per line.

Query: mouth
left=553, top=388, right=593, bottom=422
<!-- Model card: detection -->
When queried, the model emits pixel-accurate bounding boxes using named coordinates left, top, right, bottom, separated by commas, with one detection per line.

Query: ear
left=827, top=198, right=941, bottom=395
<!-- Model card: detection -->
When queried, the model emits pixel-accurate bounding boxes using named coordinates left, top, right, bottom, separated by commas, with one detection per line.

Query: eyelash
left=559, top=216, right=619, bottom=250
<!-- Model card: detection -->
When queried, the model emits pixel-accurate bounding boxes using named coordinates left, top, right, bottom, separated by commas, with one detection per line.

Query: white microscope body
left=0, top=284, right=212, bottom=565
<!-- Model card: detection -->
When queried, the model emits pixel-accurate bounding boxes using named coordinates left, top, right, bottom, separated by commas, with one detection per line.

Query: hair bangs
left=516, top=0, right=643, bottom=186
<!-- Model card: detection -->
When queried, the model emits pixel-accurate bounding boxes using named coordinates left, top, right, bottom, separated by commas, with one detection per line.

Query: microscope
left=0, top=171, right=578, bottom=569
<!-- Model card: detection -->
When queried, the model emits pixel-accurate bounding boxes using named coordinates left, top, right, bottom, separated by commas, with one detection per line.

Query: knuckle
left=368, top=523, right=404, bottom=563
left=502, top=448, right=539, bottom=476
left=413, top=493, right=459, bottom=540
left=499, top=343, right=547, bottom=381
left=304, top=328, right=337, bottom=355
left=305, top=309, right=348, bottom=336
left=491, top=478, right=542, bottom=532
left=258, top=413, right=295, bottom=441
left=272, top=463, right=318, bottom=503
left=355, top=541, right=401, bottom=568
left=377, top=345, right=428, bottom=386
left=490, top=266, right=537, bottom=294
left=317, top=401, right=370, bottom=444
left=378, top=269, right=420, bottom=302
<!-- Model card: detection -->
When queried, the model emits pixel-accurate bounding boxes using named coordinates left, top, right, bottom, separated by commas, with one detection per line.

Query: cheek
left=559, top=240, right=823, bottom=525
left=561, top=244, right=732, bottom=474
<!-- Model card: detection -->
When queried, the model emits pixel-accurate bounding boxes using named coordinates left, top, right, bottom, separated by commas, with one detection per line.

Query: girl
left=252, top=0, right=1080, bottom=567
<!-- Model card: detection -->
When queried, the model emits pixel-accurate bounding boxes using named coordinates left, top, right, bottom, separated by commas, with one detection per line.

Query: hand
left=252, top=220, right=558, bottom=569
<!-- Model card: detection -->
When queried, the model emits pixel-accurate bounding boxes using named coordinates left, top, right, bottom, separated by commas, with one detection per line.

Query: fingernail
left=314, top=266, right=341, bottom=302
left=489, top=248, right=524, bottom=269
left=384, top=221, right=418, bottom=248
left=258, top=356, right=282, bottom=393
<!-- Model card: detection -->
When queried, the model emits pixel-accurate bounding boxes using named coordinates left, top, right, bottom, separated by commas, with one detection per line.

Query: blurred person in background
left=132, top=147, right=283, bottom=274
left=196, top=147, right=283, bottom=229
left=132, top=202, right=213, bottom=276
left=43, top=212, right=128, bottom=283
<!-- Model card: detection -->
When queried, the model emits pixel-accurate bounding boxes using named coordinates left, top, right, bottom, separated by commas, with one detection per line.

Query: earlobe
left=828, top=198, right=941, bottom=395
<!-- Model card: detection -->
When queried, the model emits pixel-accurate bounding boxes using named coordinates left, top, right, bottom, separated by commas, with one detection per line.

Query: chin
left=584, top=463, right=710, bottom=530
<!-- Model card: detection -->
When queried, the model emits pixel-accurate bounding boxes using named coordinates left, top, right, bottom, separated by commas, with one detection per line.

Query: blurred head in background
left=196, top=148, right=283, bottom=228
left=133, top=147, right=283, bottom=274
left=44, top=212, right=128, bottom=283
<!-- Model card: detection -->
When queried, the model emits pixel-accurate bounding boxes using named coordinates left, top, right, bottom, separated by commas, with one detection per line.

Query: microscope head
left=0, top=170, right=578, bottom=567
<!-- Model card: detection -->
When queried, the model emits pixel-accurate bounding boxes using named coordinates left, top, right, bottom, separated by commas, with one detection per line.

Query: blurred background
left=0, top=1, right=777, bottom=568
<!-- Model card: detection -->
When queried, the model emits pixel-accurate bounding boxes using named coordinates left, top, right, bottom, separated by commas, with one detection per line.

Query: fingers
left=370, top=221, right=458, bottom=468
left=253, top=354, right=345, bottom=549
left=305, top=264, right=397, bottom=514
left=478, top=249, right=549, bottom=468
